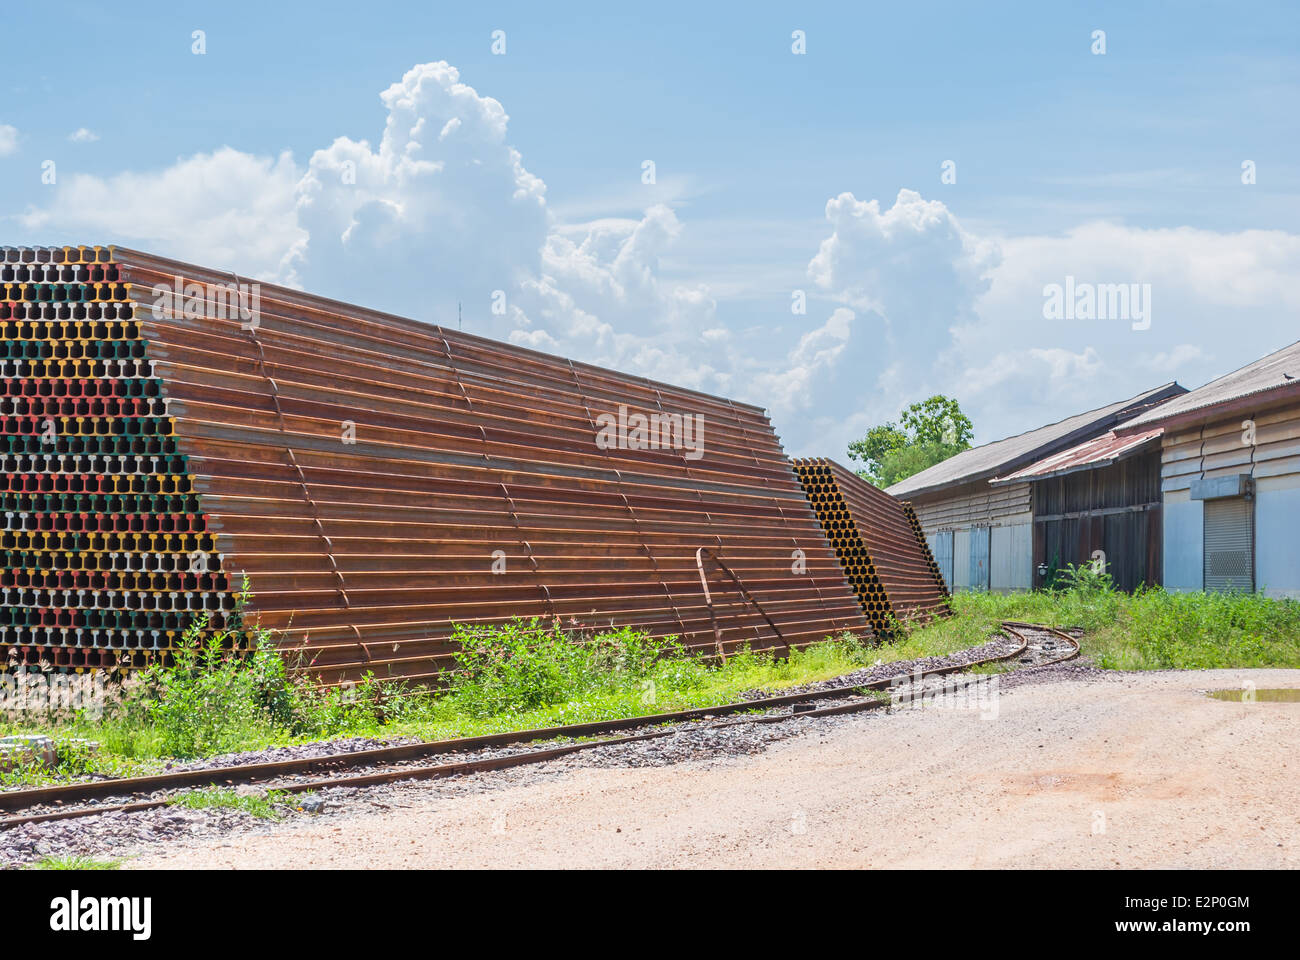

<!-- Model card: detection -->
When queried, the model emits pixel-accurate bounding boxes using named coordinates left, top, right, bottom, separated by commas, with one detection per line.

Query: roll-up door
left=1203, top=497, right=1254, bottom=593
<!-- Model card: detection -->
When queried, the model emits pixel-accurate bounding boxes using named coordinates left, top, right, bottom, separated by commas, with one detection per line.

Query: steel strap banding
left=237, top=288, right=354, bottom=616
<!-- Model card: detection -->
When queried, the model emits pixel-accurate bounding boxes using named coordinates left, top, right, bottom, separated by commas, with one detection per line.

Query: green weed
left=6, top=581, right=1297, bottom=784
left=26, top=855, right=121, bottom=870
left=167, top=787, right=291, bottom=819
left=897, top=582, right=1300, bottom=671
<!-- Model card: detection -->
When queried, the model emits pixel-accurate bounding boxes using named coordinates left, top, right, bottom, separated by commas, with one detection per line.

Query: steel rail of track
left=0, top=622, right=1080, bottom=829
left=999, top=620, right=1081, bottom=667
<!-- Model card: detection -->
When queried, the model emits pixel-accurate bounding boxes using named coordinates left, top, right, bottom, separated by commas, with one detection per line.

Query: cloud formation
left=19, top=147, right=304, bottom=279
left=10, top=62, right=1300, bottom=460
left=292, top=62, right=548, bottom=321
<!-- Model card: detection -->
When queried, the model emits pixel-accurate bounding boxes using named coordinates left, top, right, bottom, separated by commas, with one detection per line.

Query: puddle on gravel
left=1207, top=688, right=1300, bottom=703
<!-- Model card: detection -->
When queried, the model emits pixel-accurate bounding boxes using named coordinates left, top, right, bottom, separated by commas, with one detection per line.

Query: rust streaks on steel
left=97, top=247, right=871, bottom=681
left=792, top=458, right=953, bottom=632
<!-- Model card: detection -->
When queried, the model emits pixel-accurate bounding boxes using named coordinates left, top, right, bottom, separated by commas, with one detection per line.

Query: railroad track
left=0, top=622, right=1078, bottom=829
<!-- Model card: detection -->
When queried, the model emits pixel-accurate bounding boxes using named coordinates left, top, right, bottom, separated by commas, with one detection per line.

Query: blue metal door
left=970, top=526, right=990, bottom=591
left=931, top=531, right=954, bottom=590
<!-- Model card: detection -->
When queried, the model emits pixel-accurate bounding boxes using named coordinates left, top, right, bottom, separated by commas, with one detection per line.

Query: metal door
left=1204, top=497, right=1254, bottom=592
left=930, top=530, right=954, bottom=590
left=969, top=525, right=990, bottom=591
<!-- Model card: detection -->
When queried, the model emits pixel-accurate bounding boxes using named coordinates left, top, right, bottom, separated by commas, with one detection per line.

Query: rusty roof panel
left=886, top=383, right=1187, bottom=499
left=991, top=427, right=1164, bottom=484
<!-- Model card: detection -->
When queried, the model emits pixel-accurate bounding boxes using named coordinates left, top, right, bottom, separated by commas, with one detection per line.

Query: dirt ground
left=130, top=668, right=1300, bottom=869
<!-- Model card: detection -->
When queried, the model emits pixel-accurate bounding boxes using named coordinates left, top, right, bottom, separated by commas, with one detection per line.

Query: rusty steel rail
left=0, top=623, right=1074, bottom=828
left=793, top=458, right=952, bottom=632
left=2, top=244, right=872, bottom=683
left=695, top=546, right=791, bottom=662
left=999, top=621, right=1081, bottom=667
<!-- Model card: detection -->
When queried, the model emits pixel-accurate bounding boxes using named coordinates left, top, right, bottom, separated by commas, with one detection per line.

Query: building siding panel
left=930, top=530, right=955, bottom=590
left=989, top=522, right=1032, bottom=592
left=1163, top=490, right=1203, bottom=591
left=1256, top=475, right=1300, bottom=599
left=1030, top=448, right=1163, bottom=590
left=952, top=529, right=971, bottom=589
left=912, top=481, right=1031, bottom=534
left=969, top=525, right=990, bottom=590
left=1159, top=404, right=1300, bottom=594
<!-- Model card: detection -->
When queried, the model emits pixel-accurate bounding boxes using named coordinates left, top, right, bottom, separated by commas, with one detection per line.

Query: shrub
left=131, top=613, right=288, bottom=758
left=1053, top=561, right=1115, bottom=594
left=445, top=619, right=692, bottom=717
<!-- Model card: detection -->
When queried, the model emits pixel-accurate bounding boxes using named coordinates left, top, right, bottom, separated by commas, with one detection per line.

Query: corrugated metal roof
left=990, top=427, right=1163, bottom=484
left=885, top=382, right=1186, bottom=499
left=1117, top=340, right=1300, bottom=433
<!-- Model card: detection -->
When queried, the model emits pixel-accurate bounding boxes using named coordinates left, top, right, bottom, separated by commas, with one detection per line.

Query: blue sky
left=3, top=1, right=1298, bottom=457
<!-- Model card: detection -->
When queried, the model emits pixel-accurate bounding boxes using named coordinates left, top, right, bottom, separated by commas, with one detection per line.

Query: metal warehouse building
left=1114, top=340, right=1300, bottom=597
left=887, top=383, right=1186, bottom=592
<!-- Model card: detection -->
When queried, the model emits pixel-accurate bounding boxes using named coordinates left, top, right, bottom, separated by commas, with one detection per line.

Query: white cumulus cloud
left=19, top=147, right=304, bottom=279
left=10, top=63, right=1300, bottom=460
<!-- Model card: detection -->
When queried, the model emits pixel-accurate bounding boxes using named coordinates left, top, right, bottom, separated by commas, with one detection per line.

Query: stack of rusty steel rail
left=792, top=458, right=951, bottom=631
left=1, top=246, right=235, bottom=672
left=1, top=244, right=870, bottom=684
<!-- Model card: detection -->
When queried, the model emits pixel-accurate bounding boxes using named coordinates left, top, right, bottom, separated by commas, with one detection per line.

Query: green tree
left=848, top=395, right=973, bottom=488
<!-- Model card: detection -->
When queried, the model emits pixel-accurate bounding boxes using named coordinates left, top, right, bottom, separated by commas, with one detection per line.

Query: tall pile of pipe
left=792, top=458, right=951, bottom=632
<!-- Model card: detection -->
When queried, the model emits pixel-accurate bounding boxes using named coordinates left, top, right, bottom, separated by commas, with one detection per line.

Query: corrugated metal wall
left=1030, top=449, right=1163, bottom=591
left=1257, top=478, right=1300, bottom=598
left=912, top=480, right=1031, bottom=593
left=1160, top=404, right=1300, bottom=596
left=929, top=530, right=954, bottom=589
left=990, top=523, right=1032, bottom=591
left=951, top=528, right=972, bottom=590
left=968, top=525, right=990, bottom=590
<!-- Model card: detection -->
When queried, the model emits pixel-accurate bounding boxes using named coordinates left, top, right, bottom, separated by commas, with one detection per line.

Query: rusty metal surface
left=991, top=427, right=1163, bottom=484
left=793, top=458, right=951, bottom=630
left=2, top=244, right=869, bottom=683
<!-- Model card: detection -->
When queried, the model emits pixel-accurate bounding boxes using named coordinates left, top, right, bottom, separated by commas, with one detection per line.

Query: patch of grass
left=167, top=787, right=291, bottom=819
left=1, top=619, right=888, bottom=780
left=897, top=574, right=1300, bottom=672
left=0, top=737, right=153, bottom=789
left=26, top=855, right=121, bottom=870
left=12, top=577, right=1295, bottom=783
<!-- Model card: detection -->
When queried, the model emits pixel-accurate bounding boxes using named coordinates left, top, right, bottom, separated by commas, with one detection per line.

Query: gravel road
left=125, top=667, right=1300, bottom=869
